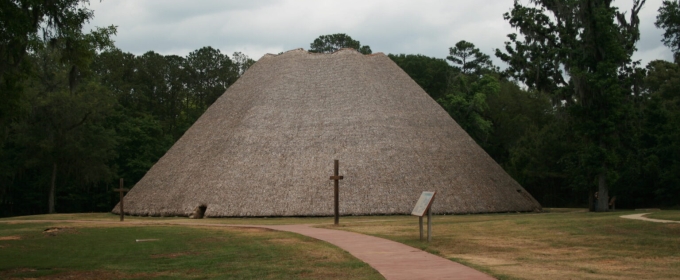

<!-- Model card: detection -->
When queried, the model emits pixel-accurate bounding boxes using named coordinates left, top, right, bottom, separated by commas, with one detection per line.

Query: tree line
left=0, top=1, right=256, bottom=216
left=1, top=0, right=679, bottom=216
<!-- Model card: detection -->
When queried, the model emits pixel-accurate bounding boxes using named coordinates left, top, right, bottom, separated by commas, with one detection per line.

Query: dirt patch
left=449, top=254, right=518, bottom=266
left=150, top=252, right=199, bottom=259
left=268, top=238, right=305, bottom=245
left=43, top=227, right=78, bottom=237
left=237, top=227, right=273, bottom=233
left=2, top=267, right=37, bottom=273
left=0, top=236, right=21, bottom=241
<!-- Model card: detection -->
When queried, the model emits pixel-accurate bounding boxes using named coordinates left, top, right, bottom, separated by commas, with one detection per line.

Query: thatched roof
left=113, top=48, right=541, bottom=217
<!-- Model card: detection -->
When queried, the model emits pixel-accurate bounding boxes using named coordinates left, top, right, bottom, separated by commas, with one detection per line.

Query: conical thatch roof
left=113, top=48, right=541, bottom=217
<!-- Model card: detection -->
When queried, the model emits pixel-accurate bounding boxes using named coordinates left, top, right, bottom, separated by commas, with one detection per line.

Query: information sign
left=411, top=191, right=436, bottom=217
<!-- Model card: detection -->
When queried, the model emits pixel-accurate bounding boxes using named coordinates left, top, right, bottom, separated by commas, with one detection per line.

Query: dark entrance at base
left=191, top=205, right=207, bottom=219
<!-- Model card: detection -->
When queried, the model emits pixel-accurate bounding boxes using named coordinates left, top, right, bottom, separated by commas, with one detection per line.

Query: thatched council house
left=113, top=48, right=541, bottom=217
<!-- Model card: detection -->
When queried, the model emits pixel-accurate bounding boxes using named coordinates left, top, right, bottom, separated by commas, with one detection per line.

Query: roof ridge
left=261, top=48, right=384, bottom=59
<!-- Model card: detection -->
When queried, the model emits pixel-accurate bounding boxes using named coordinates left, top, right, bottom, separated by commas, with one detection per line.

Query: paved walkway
left=620, top=213, right=680, bottom=224
left=1, top=219, right=494, bottom=280
left=253, top=224, right=494, bottom=280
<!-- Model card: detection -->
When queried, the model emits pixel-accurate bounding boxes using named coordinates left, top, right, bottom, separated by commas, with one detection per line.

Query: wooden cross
left=329, top=159, right=344, bottom=225
left=113, top=178, right=129, bottom=221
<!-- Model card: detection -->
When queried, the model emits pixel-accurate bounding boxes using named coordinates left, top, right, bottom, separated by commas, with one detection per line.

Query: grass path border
left=619, top=213, right=680, bottom=223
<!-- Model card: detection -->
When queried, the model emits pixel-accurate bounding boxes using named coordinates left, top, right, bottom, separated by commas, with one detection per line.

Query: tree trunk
left=48, top=162, right=57, bottom=213
left=597, top=164, right=609, bottom=212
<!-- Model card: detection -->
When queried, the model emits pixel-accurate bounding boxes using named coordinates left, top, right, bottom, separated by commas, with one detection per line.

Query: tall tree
left=656, top=0, right=680, bottom=61
left=637, top=60, right=680, bottom=206
left=16, top=37, right=117, bottom=213
left=0, top=0, right=94, bottom=124
left=439, top=74, right=499, bottom=145
left=388, top=54, right=451, bottom=100
left=485, top=80, right=555, bottom=165
left=496, top=0, right=645, bottom=211
left=309, top=33, right=372, bottom=54
left=232, top=51, right=256, bottom=76
left=447, top=40, right=495, bottom=75
left=186, top=47, right=237, bottom=111
left=439, top=43, right=502, bottom=148
left=92, top=49, right=139, bottom=108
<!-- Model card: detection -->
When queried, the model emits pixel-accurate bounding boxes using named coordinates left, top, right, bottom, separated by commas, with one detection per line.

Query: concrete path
left=0, top=219, right=495, bottom=279
left=254, top=224, right=495, bottom=280
left=620, top=213, right=680, bottom=224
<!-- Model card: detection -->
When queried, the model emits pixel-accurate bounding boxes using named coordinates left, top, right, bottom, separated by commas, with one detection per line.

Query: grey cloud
left=84, top=0, right=671, bottom=67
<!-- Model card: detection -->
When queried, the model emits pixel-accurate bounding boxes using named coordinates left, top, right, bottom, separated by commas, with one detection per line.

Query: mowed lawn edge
left=644, top=210, right=680, bottom=221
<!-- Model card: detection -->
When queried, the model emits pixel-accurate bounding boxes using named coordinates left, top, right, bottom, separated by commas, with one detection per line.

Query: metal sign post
left=427, top=196, right=434, bottom=242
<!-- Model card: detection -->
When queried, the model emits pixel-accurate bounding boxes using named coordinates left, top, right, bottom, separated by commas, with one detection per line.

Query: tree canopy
left=388, top=54, right=450, bottom=100
left=656, top=0, right=680, bottom=61
left=447, top=40, right=495, bottom=75
left=309, top=33, right=372, bottom=54
left=0, top=0, right=96, bottom=123
left=496, top=0, right=646, bottom=211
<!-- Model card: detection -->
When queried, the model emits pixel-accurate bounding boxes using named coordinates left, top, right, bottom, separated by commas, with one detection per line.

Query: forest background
left=1, top=0, right=679, bottom=217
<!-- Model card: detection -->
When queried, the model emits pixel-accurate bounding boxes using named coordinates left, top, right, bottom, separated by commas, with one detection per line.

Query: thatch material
left=113, top=48, right=541, bottom=217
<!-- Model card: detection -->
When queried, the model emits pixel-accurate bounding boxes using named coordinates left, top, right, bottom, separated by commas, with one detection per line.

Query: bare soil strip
left=0, top=236, right=21, bottom=240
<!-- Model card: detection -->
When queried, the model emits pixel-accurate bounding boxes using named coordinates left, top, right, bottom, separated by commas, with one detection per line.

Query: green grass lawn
left=645, top=210, right=680, bottom=221
left=3, top=210, right=678, bottom=280
left=0, top=221, right=382, bottom=279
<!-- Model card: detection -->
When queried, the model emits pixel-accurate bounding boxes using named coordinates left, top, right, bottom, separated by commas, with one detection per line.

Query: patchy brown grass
left=275, top=236, right=354, bottom=264
left=322, top=210, right=680, bottom=280
left=42, top=227, right=79, bottom=237
left=235, top=227, right=275, bottom=232
left=0, top=236, right=21, bottom=240
left=150, top=252, right=199, bottom=259
left=269, top=238, right=304, bottom=244
left=645, top=210, right=680, bottom=221
left=7, top=211, right=677, bottom=279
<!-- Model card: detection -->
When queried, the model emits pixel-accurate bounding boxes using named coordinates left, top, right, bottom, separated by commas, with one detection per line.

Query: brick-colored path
left=251, top=224, right=495, bottom=280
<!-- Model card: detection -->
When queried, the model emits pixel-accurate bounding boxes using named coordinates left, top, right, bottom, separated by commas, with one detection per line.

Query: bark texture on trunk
left=597, top=168, right=609, bottom=212
left=49, top=162, right=57, bottom=214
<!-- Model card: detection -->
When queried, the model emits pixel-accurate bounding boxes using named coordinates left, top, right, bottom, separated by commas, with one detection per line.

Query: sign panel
left=411, top=191, right=436, bottom=217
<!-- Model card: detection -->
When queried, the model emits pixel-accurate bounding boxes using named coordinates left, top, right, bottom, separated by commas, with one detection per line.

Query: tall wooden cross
left=329, top=159, right=344, bottom=225
left=113, top=178, right=129, bottom=222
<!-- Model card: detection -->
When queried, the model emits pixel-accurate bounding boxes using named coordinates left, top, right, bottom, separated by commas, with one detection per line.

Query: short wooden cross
left=113, top=178, right=129, bottom=222
left=329, top=159, right=344, bottom=225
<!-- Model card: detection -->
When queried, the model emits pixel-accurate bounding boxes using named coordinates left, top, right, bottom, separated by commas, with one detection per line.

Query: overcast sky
left=84, top=0, right=673, bottom=68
